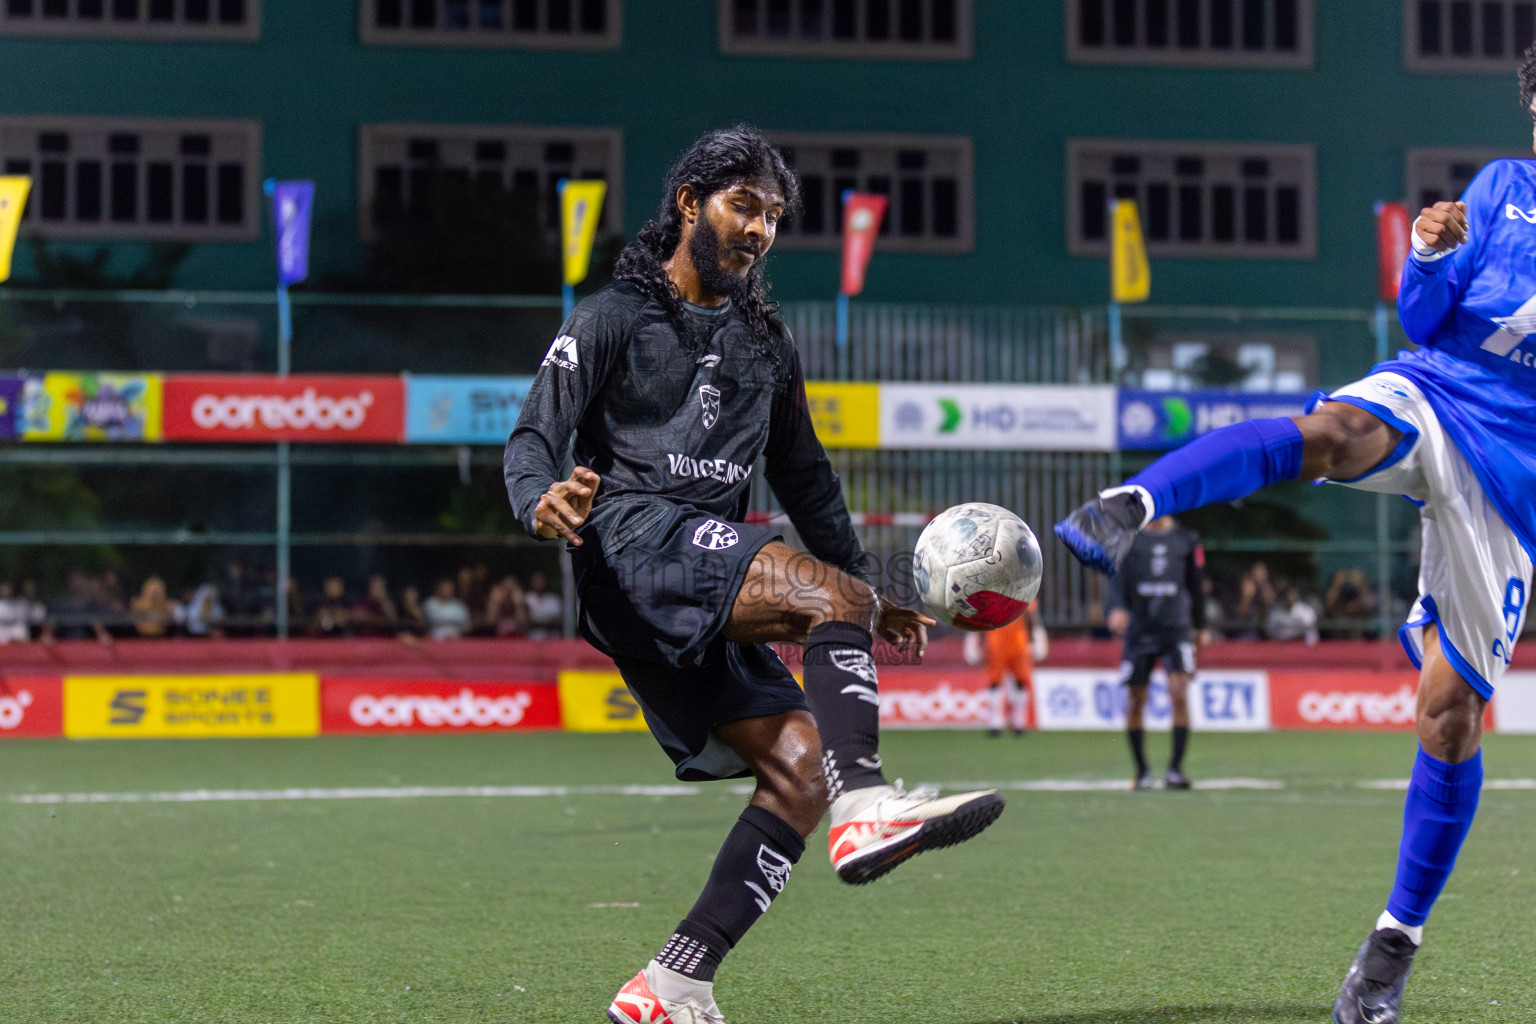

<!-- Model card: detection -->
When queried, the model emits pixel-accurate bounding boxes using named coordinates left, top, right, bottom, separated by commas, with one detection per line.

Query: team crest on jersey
left=692, top=520, right=739, bottom=550
left=542, top=335, right=580, bottom=372
left=699, top=385, right=721, bottom=429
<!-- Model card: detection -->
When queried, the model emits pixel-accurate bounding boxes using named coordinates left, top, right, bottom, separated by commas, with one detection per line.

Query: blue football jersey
left=1387, top=158, right=1536, bottom=561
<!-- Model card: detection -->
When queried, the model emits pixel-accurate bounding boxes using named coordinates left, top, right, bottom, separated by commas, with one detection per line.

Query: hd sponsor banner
left=162, top=375, right=404, bottom=443
left=557, top=671, right=649, bottom=733
left=404, top=375, right=533, bottom=445
left=63, top=674, right=319, bottom=739
left=1117, top=390, right=1312, bottom=451
left=22, top=372, right=163, bottom=441
left=0, top=677, right=63, bottom=738
left=805, top=381, right=879, bottom=449
left=877, top=667, right=994, bottom=729
left=880, top=384, right=1117, bottom=451
left=321, top=678, right=560, bottom=733
left=1034, top=668, right=1269, bottom=731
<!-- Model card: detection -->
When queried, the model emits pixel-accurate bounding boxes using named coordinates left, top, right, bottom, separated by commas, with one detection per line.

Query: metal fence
left=0, top=288, right=1419, bottom=634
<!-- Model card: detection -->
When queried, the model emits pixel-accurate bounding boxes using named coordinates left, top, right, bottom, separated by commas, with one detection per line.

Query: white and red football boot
left=827, top=781, right=1004, bottom=885
left=607, top=959, right=725, bottom=1024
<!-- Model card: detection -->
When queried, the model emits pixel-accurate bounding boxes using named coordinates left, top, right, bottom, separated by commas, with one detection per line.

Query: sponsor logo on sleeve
left=542, top=335, right=581, bottom=372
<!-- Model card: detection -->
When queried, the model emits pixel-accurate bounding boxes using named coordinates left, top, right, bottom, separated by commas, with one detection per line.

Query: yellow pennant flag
left=0, top=176, right=31, bottom=283
left=559, top=179, right=608, bottom=287
left=1110, top=198, right=1151, bottom=304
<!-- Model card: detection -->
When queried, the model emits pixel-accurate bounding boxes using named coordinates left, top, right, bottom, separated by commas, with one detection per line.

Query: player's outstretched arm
left=532, top=467, right=599, bottom=545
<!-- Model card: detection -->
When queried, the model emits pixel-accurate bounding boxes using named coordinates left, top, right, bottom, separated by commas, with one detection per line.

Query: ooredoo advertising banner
left=877, top=667, right=996, bottom=729
left=63, top=674, right=320, bottom=739
left=404, top=375, right=532, bottom=445
left=161, top=375, right=404, bottom=443
left=321, top=679, right=560, bottom=733
left=1268, top=671, right=1420, bottom=731
left=0, top=677, right=62, bottom=738
left=879, top=384, right=1118, bottom=451
left=1034, top=668, right=1269, bottom=731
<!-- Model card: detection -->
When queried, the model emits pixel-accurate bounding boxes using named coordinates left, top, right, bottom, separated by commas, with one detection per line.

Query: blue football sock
left=1125, top=417, right=1304, bottom=519
left=1386, top=747, right=1483, bottom=927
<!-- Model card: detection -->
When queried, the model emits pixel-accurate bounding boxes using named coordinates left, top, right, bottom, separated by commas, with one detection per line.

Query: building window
left=0, top=117, right=260, bottom=239
left=358, top=124, right=623, bottom=241
left=0, top=0, right=258, bottom=39
left=1407, top=0, right=1536, bottom=72
left=769, top=133, right=972, bottom=253
left=1067, top=0, right=1312, bottom=67
left=1405, top=147, right=1526, bottom=210
left=719, top=0, right=971, bottom=59
left=361, top=0, right=619, bottom=47
left=1067, top=139, right=1315, bottom=258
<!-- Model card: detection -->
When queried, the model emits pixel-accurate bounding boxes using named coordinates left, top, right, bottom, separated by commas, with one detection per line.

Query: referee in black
left=1105, top=514, right=1209, bottom=790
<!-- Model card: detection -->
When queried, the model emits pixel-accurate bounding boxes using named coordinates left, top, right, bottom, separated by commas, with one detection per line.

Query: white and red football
left=913, top=503, right=1042, bottom=631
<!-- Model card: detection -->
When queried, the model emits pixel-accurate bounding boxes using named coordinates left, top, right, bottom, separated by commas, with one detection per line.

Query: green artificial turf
left=2, top=730, right=1534, bottom=1023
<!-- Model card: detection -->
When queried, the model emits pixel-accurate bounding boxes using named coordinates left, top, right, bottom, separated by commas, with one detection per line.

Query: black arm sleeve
left=1186, top=537, right=1207, bottom=630
left=503, top=301, right=620, bottom=538
left=763, top=348, right=869, bottom=580
left=1106, top=562, right=1130, bottom=614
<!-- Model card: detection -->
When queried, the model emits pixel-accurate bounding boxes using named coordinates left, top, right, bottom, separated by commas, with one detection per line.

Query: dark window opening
left=1241, top=0, right=1264, bottom=48
left=185, top=0, right=209, bottom=20
left=146, top=163, right=173, bottom=222
left=932, top=177, right=958, bottom=236
left=512, top=0, right=536, bottom=29
left=1212, top=184, right=1236, bottom=241
left=217, top=0, right=243, bottom=23
left=898, top=178, right=924, bottom=235
left=180, top=134, right=211, bottom=156
left=831, top=0, right=854, bottom=37
left=767, top=0, right=789, bottom=36
left=897, top=0, right=921, bottom=40
left=1419, top=0, right=1442, bottom=53
left=75, top=160, right=102, bottom=223
left=183, top=164, right=209, bottom=223
left=1081, top=180, right=1108, bottom=240
left=867, top=0, right=889, bottom=39
left=216, top=162, right=244, bottom=223
left=1146, top=0, right=1169, bottom=46
left=800, top=0, right=826, bottom=40
left=1177, top=183, right=1202, bottom=240
left=897, top=148, right=926, bottom=170
left=1210, top=0, right=1233, bottom=47
left=1274, top=0, right=1298, bottom=48
left=1176, top=0, right=1199, bottom=45
left=1450, top=1, right=1474, bottom=54
left=799, top=175, right=825, bottom=233
left=148, top=0, right=174, bottom=19
left=548, top=0, right=572, bottom=31
left=1111, top=154, right=1141, bottom=175
left=1080, top=0, right=1105, bottom=45
left=40, top=161, right=67, bottom=220
left=110, top=162, right=137, bottom=221
left=1276, top=186, right=1300, bottom=243
left=1242, top=186, right=1266, bottom=242
left=373, top=167, right=405, bottom=227
left=932, top=0, right=955, bottom=40
left=1516, top=3, right=1536, bottom=52
left=1146, top=182, right=1171, bottom=240
left=1483, top=0, right=1505, bottom=55
left=579, top=0, right=604, bottom=32
left=1113, top=0, right=1135, bottom=45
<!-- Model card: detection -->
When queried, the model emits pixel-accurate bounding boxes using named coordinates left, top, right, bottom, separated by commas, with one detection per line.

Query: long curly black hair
left=614, top=125, right=800, bottom=348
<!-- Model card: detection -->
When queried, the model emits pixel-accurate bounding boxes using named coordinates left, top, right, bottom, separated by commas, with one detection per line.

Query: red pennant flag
left=839, top=191, right=888, bottom=297
left=1376, top=201, right=1411, bottom=302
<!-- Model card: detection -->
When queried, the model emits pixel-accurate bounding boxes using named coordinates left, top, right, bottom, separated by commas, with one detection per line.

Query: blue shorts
left=574, top=501, right=810, bottom=781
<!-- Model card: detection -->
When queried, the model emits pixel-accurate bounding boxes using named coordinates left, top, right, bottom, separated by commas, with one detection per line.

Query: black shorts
left=574, top=501, right=809, bottom=781
left=1119, top=633, right=1196, bottom=688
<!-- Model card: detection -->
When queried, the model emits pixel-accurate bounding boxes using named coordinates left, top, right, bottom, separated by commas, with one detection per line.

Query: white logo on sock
left=830, top=648, right=878, bottom=685
left=756, top=845, right=792, bottom=893
left=840, top=683, right=880, bottom=706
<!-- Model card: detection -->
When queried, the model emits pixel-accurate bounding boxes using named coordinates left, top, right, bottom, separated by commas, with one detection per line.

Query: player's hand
left=1415, top=200, right=1468, bottom=252
left=876, top=595, right=935, bottom=660
left=533, top=467, right=600, bottom=545
left=1106, top=608, right=1130, bottom=637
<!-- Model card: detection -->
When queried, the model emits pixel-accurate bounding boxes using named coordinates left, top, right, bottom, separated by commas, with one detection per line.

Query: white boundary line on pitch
left=12, top=778, right=1536, bottom=805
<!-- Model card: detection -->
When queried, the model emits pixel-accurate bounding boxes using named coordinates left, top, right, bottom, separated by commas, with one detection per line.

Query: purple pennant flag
left=270, top=180, right=315, bottom=286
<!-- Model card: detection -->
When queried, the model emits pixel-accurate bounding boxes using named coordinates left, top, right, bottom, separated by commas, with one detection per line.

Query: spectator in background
left=400, top=585, right=426, bottom=637
left=524, top=570, right=562, bottom=639
left=183, top=580, right=225, bottom=638
left=351, top=575, right=400, bottom=637
left=1324, top=568, right=1379, bottom=639
left=98, top=569, right=128, bottom=633
left=130, top=576, right=182, bottom=638
left=1266, top=583, right=1320, bottom=645
left=45, top=570, right=112, bottom=644
left=457, top=563, right=492, bottom=619
left=309, top=576, right=352, bottom=637
left=422, top=578, right=472, bottom=640
left=1228, top=561, right=1278, bottom=640
left=284, top=576, right=305, bottom=634
left=0, top=581, right=41, bottom=642
left=1200, top=577, right=1226, bottom=641
left=485, top=575, right=528, bottom=638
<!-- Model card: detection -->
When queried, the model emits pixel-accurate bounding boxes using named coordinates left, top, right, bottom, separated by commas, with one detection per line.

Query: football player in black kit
left=1104, top=514, right=1209, bottom=790
left=505, top=126, right=1004, bottom=1024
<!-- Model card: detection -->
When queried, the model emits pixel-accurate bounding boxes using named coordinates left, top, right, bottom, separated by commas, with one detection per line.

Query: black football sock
left=1127, top=728, right=1148, bottom=776
left=658, top=806, right=805, bottom=982
left=802, top=620, right=887, bottom=801
left=1170, top=725, right=1190, bottom=772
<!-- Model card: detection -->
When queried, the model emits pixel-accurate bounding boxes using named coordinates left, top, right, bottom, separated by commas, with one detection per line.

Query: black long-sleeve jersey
left=504, top=281, right=867, bottom=577
left=1106, top=525, right=1207, bottom=642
